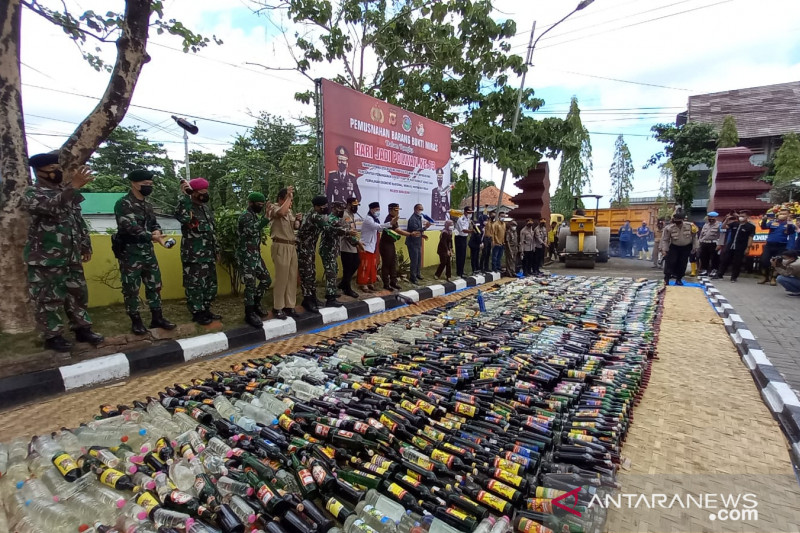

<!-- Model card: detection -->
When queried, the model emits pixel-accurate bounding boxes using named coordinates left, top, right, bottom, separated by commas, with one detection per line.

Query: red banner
left=321, top=79, right=452, bottom=222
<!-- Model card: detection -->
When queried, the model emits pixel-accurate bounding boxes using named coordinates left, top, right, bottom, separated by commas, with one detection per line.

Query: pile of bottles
left=0, top=276, right=663, bottom=533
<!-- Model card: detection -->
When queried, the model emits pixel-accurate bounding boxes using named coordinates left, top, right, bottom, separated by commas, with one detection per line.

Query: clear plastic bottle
left=473, top=517, right=496, bottom=533
left=428, top=518, right=462, bottom=533
left=116, top=514, right=158, bottom=533
left=188, top=520, right=223, bottom=533
left=362, top=488, right=406, bottom=523
left=489, top=516, right=511, bottom=533
left=6, top=438, right=31, bottom=484
left=172, top=412, right=199, bottom=433
left=152, top=508, right=194, bottom=529
left=168, top=459, right=198, bottom=494
left=119, top=500, right=150, bottom=521
left=205, top=437, right=233, bottom=458
left=234, top=399, right=277, bottom=425
left=153, top=471, right=173, bottom=501
left=84, top=480, right=127, bottom=509
left=146, top=398, right=174, bottom=422
left=344, top=516, right=381, bottom=533
left=198, top=449, right=228, bottom=476
left=216, top=475, right=254, bottom=497
left=12, top=516, right=47, bottom=533
left=23, top=498, right=82, bottom=529
left=63, top=491, right=117, bottom=524
left=290, top=381, right=325, bottom=400
left=353, top=502, right=399, bottom=533
left=39, top=467, right=91, bottom=500
left=175, top=430, right=205, bottom=454
left=132, top=471, right=157, bottom=491
left=228, top=494, right=257, bottom=525
left=397, top=511, right=422, bottom=533
left=273, top=467, right=301, bottom=494
left=212, top=396, right=238, bottom=420
left=17, top=478, right=57, bottom=503
left=0, top=441, right=8, bottom=476
left=51, top=429, right=82, bottom=456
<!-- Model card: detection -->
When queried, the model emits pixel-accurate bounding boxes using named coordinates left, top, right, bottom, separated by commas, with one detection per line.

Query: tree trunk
left=61, top=0, right=152, bottom=170
left=0, top=0, right=35, bottom=333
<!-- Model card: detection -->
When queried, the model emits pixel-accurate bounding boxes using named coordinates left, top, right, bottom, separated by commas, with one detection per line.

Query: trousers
left=454, top=236, right=467, bottom=277
left=522, top=251, right=535, bottom=275
left=718, top=247, right=746, bottom=280
left=776, top=275, right=800, bottom=293
left=664, top=243, right=692, bottom=281
left=380, top=240, right=398, bottom=288
left=491, top=245, right=504, bottom=271
left=272, top=242, right=298, bottom=309
left=533, top=247, right=545, bottom=273
left=407, top=243, right=422, bottom=282
left=435, top=252, right=451, bottom=279
left=480, top=237, right=491, bottom=271
left=698, top=242, right=720, bottom=272
left=469, top=244, right=481, bottom=274
left=119, top=252, right=162, bottom=314
left=340, top=251, right=360, bottom=291
left=183, top=262, right=218, bottom=313
left=28, top=264, right=92, bottom=339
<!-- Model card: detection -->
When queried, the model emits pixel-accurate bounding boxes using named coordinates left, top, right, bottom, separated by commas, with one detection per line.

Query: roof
left=460, top=185, right=518, bottom=209
left=81, top=192, right=126, bottom=214
left=687, top=81, right=800, bottom=139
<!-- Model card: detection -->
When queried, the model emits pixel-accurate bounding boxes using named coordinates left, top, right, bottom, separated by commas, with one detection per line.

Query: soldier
left=175, top=177, right=219, bottom=325
left=238, top=192, right=272, bottom=327
left=325, top=146, right=361, bottom=204
left=24, top=151, right=104, bottom=352
left=661, top=211, right=699, bottom=286
left=113, top=169, right=176, bottom=335
left=320, top=201, right=350, bottom=307
left=296, top=195, right=356, bottom=312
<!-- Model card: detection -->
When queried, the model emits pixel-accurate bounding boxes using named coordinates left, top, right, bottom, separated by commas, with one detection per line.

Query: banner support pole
left=315, top=78, right=324, bottom=194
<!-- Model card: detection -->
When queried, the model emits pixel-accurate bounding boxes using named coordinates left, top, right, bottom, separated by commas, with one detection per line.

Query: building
left=81, top=192, right=180, bottom=233
left=460, top=185, right=517, bottom=216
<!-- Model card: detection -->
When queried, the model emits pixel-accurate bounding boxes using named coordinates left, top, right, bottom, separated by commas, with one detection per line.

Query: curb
left=698, top=276, right=800, bottom=468
left=0, top=273, right=501, bottom=409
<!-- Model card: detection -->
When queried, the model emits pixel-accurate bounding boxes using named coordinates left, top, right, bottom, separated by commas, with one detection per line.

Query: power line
left=533, top=67, right=695, bottom=92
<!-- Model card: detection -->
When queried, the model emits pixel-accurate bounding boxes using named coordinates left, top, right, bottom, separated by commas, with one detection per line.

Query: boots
left=326, top=297, right=344, bottom=307
left=254, top=305, right=269, bottom=319
left=638, top=251, right=644, bottom=260
left=74, top=327, right=104, bottom=346
left=129, top=313, right=148, bottom=335
left=690, top=262, right=697, bottom=277
left=149, top=308, right=176, bottom=330
left=44, top=335, right=73, bottom=353
left=192, top=311, right=212, bottom=326
left=244, top=305, right=262, bottom=328
left=302, top=296, right=319, bottom=313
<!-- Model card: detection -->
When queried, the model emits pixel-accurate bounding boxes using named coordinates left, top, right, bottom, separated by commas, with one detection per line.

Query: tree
left=449, top=169, right=470, bottom=211
left=551, top=97, right=592, bottom=217
left=85, top=125, right=179, bottom=212
left=645, top=122, right=717, bottom=212
left=252, top=0, right=566, bottom=178
left=0, top=0, right=215, bottom=334
left=656, top=161, right=676, bottom=219
left=609, top=135, right=634, bottom=207
left=717, top=115, right=739, bottom=148
left=772, top=132, right=800, bottom=187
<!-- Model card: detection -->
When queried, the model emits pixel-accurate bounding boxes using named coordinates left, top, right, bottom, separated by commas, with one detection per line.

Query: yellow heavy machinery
left=557, top=195, right=610, bottom=268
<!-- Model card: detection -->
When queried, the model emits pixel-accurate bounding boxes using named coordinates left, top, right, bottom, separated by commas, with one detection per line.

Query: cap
left=369, top=201, right=380, bottom=209
left=332, top=201, right=346, bottom=208
left=335, top=145, right=349, bottom=157
left=707, top=211, right=719, bottom=217
left=464, top=206, right=473, bottom=212
left=346, top=197, right=359, bottom=205
left=312, top=195, right=328, bottom=207
left=388, top=203, right=400, bottom=209
left=127, top=169, right=154, bottom=182
left=188, top=178, right=209, bottom=191
left=248, top=192, right=266, bottom=203
left=29, top=151, right=60, bottom=168
left=673, top=212, right=686, bottom=220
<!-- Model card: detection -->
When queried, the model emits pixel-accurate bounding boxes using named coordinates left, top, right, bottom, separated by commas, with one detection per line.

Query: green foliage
left=609, top=135, right=634, bottom=207
left=645, top=122, right=717, bottom=212
left=450, top=170, right=470, bottom=210
left=772, top=132, right=800, bottom=187
left=213, top=207, right=268, bottom=296
left=85, top=125, right=179, bottom=213
left=717, top=115, right=739, bottom=148
left=551, top=97, right=592, bottom=217
left=255, top=0, right=566, bottom=177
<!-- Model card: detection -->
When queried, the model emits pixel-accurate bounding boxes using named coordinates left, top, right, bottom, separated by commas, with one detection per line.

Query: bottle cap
left=116, top=499, right=126, bottom=509
left=78, top=525, right=90, bottom=532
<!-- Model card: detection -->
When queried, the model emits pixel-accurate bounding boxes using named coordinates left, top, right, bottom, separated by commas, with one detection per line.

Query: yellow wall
left=84, top=232, right=443, bottom=308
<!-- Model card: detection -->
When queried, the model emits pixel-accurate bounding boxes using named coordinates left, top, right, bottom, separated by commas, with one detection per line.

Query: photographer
left=759, top=208, right=796, bottom=285
left=771, top=251, right=800, bottom=296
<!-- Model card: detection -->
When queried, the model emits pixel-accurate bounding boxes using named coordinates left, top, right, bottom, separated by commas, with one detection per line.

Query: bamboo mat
left=603, top=286, right=799, bottom=533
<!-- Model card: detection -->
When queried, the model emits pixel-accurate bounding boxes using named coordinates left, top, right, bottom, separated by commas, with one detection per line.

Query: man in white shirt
left=454, top=206, right=473, bottom=278
left=358, top=201, right=393, bottom=292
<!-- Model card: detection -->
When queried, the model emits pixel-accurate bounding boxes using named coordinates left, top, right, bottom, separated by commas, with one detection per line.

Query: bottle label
left=416, top=401, right=436, bottom=416
left=400, top=400, right=419, bottom=413
left=379, top=414, right=397, bottom=432
left=298, top=468, right=315, bottom=487
left=320, top=446, right=337, bottom=460
left=371, top=376, right=387, bottom=385
left=312, top=464, right=329, bottom=485
left=375, top=388, right=393, bottom=398
left=487, top=479, right=517, bottom=501
left=279, top=414, right=296, bottom=432
left=401, top=475, right=421, bottom=488
left=257, top=484, right=275, bottom=505
left=445, top=507, right=470, bottom=521
left=442, top=442, right=467, bottom=455
left=387, top=483, right=408, bottom=500
left=401, top=376, right=419, bottom=386
left=477, top=490, right=507, bottom=512
left=99, top=468, right=125, bottom=488
left=363, top=505, right=391, bottom=524
left=525, top=498, right=553, bottom=513
left=535, top=487, right=565, bottom=499
left=517, top=517, right=553, bottom=533
left=136, top=491, right=159, bottom=514
left=406, top=469, right=422, bottom=481
left=326, top=497, right=344, bottom=518
left=493, top=457, right=522, bottom=475
left=352, top=421, right=369, bottom=434
left=353, top=519, right=377, bottom=533
left=493, top=468, right=524, bottom=488
left=455, top=402, right=477, bottom=417
left=52, top=452, right=78, bottom=477
left=337, top=430, right=355, bottom=439
left=430, top=449, right=454, bottom=468
left=314, top=423, right=331, bottom=437
left=411, top=436, right=430, bottom=450
left=170, top=490, right=194, bottom=504
left=422, top=425, right=446, bottom=441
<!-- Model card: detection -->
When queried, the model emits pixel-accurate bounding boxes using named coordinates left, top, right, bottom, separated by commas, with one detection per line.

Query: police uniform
left=326, top=146, right=361, bottom=204
left=697, top=213, right=722, bottom=274
left=661, top=218, right=698, bottom=283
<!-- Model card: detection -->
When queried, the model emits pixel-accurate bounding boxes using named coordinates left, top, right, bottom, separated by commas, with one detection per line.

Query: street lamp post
left=171, top=115, right=199, bottom=181
left=493, top=0, right=594, bottom=218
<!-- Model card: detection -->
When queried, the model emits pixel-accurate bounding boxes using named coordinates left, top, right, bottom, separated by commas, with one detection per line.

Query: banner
left=321, top=79, right=452, bottom=223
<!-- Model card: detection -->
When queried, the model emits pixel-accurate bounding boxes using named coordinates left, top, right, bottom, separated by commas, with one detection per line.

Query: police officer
left=697, top=211, right=722, bottom=275
left=175, top=177, right=219, bottom=325
left=320, top=201, right=349, bottom=307
left=114, top=169, right=176, bottom=335
left=297, top=195, right=355, bottom=312
left=661, top=211, right=699, bottom=286
left=238, top=192, right=272, bottom=327
left=325, top=146, right=361, bottom=204
left=24, top=151, right=104, bottom=352
left=430, top=167, right=451, bottom=221
left=380, top=203, right=417, bottom=290
left=339, top=197, right=361, bottom=298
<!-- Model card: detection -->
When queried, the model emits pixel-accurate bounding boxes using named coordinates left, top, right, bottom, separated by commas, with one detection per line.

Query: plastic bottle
left=152, top=507, right=194, bottom=528
left=168, top=458, right=198, bottom=494
left=23, top=498, right=83, bottom=529
left=17, top=478, right=57, bottom=503
left=344, top=517, right=382, bottom=533
left=291, top=381, right=325, bottom=400
left=216, top=475, right=254, bottom=497
left=490, top=516, right=511, bottom=533
left=31, top=435, right=81, bottom=482
left=212, top=396, right=238, bottom=420
left=473, top=517, right=496, bottom=533
left=39, top=467, right=91, bottom=500
left=228, top=494, right=257, bottom=525
left=51, top=429, right=83, bottom=456
left=6, top=438, right=31, bottom=484
left=428, top=518, right=462, bottom=533
left=0, top=441, right=8, bottom=476
left=362, top=488, right=406, bottom=523
left=353, top=501, right=399, bottom=533
left=205, top=437, right=233, bottom=458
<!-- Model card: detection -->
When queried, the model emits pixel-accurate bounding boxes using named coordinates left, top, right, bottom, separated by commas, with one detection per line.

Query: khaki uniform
left=661, top=221, right=698, bottom=282
left=652, top=225, right=664, bottom=266
left=268, top=205, right=298, bottom=310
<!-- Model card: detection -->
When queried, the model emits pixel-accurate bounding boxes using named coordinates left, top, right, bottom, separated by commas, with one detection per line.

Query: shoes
left=273, top=308, right=287, bottom=320
left=788, top=292, right=800, bottom=296
left=44, top=335, right=73, bottom=353
left=730, top=279, right=737, bottom=283
left=149, top=308, right=176, bottom=330
left=245, top=306, right=263, bottom=328
left=758, top=278, right=769, bottom=284
left=770, top=279, right=777, bottom=286
left=344, top=289, right=359, bottom=298
left=206, top=310, right=222, bottom=320
left=417, top=275, right=425, bottom=281
left=74, top=327, right=104, bottom=346
left=302, top=296, right=319, bottom=313
left=254, top=305, right=269, bottom=319
left=390, top=283, right=402, bottom=291
left=129, top=312, right=148, bottom=335
left=710, top=269, right=718, bottom=277
left=699, top=270, right=708, bottom=276
left=326, top=298, right=344, bottom=307
left=367, top=285, right=377, bottom=292
left=712, top=275, right=723, bottom=280
left=433, top=274, right=440, bottom=280
left=283, top=307, right=299, bottom=318
left=675, top=279, right=684, bottom=286
left=192, top=311, right=213, bottom=325
left=445, top=277, right=451, bottom=282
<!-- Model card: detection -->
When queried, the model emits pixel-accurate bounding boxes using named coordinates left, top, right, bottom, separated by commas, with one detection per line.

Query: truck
left=583, top=206, right=662, bottom=257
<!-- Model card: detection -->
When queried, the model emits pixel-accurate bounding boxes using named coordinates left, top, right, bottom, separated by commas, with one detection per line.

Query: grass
left=0, top=263, right=460, bottom=361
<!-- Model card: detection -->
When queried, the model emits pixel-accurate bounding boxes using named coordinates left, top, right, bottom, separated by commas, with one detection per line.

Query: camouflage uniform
left=320, top=214, right=349, bottom=298
left=237, top=208, right=271, bottom=307
left=23, top=184, right=93, bottom=338
left=175, top=195, right=218, bottom=314
left=114, top=191, right=163, bottom=314
left=296, top=210, right=347, bottom=298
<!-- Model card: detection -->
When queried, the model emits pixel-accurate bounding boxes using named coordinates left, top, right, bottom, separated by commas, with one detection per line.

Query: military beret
left=248, top=192, right=266, bottom=202
left=188, top=178, right=209, bottom=191
left=128, top=169, right=154, bottom=182
left=312, top=195, right=329, bottom=207
left=29, top=151, right=60, bottom=168
left=369, top=202, right=380, bottom=209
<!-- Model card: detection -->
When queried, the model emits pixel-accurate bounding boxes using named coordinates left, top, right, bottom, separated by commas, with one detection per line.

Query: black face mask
left=320, top=206, right=331, bottom=215
left=673, top=220, right=682, bottom=225
left=251, top=204, right=264, bottom=213
left=334, top=209, right=345, bottom=217
left=349, top=206, right=358, bottom=214
left=40, top=169, right=63, bottom=184
left=139, top=185, right=153, bottom=196
left=197, top=193, right=210, bottom=203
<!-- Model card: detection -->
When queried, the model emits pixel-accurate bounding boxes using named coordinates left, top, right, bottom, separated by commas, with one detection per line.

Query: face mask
left=778, top=215, right=788, bottom=221
left=40, top=169, right=63, bottom=184
left=334, top=209, right=345, bottom=217
left=708, top=218, right=716, bottom=224
left=373, top=211, right=381, bottom=218
left=349, top=206, right=358, bottom=213
left=527, top=223, right=533, bottom=227
left=320, top=206, right=331, bottom=215
left=739, top=217, right=746, bottom=222
left=197, top=193, right=210, bottom=203
left=251, top=204, right=264, bottom=213
left=139, top=185, right=153, bottom=196
left=338, top=162, right=347, bottom=173
left=673, top=220, right=682, bottom=225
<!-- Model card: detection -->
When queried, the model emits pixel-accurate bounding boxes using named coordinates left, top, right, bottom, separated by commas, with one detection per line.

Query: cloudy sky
left=19, top=0, right=800, bottom=207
